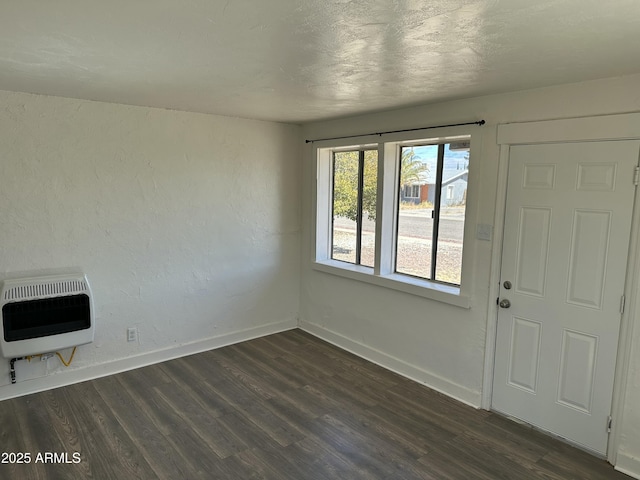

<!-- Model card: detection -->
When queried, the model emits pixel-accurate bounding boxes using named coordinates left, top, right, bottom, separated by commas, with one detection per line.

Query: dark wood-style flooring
left=0, top=329, right=628, bottom=479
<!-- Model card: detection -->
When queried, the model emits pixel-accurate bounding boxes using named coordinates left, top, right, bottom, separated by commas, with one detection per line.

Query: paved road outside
left=334, top=208, right=464, bottom=243
left=331, top=207, right=465, bottom=284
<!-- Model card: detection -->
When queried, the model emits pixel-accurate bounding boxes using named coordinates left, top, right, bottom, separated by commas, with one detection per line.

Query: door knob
left=499, top=298, right=511, bottom=309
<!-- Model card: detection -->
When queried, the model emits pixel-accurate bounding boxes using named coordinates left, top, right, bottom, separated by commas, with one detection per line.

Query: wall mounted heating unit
left=0, top=274, right=94, bottom=358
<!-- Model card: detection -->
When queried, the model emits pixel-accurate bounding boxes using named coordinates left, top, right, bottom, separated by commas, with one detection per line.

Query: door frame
left=482, top=112, right=640, bottom=464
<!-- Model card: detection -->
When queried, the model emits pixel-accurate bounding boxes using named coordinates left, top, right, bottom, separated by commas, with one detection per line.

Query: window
left=314, top=130, right=474, bottom=306
left=331, top=149, right=377, bottom=267
left=395, top=143, right=469, bottom=285
left=447, top=185, right=455, bottom=200
left=403, top=184, right=420, bottom=199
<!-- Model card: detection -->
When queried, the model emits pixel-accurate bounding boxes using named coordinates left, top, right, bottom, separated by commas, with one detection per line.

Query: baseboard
left=0, top=318, right=297, bottom=402
left=616, top=452, right=640, bottom=479
left=299, top=320, right=481, bottom=408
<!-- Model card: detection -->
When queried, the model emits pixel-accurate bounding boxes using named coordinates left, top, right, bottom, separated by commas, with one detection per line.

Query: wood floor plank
left=16, top=391, right=89, bottom=480
left=418, top=445, right=501, bottom=480
left=216, top=411, right=281, bottom=452
left=311, top=412, right=428, bottom=480
left=60, top=382, right=158, bottom=480
left=113, top=371, right=238, bottom=478
left=324, top=404, right=426, bottom=461
left=536, top=450, right=630, bottom=479
left=272, top=350, right=338, bottom=385
left=244, top=444, right=327, bottom=480
left=0, top=330, right=626, bottom=479
left=158, top=355, right=229, bottom=388
left=279, top=347, right=349, bottom=380
left=306, top=375, right=378, bottom=410
left=157, top=367, right=232, bottom=418
left=454, top=423, right=547, bottom=465
left=286, top=436, right=374, bottom=480
left=265, top=383, right=333, bottom=420
left=0, top=398, right=50, bottom=480
left=0, top=399, right=22, bottom=453
left=345, top=404, right=435, bottom=458
left=238, top=401, right=307, bottom=447
left=211, top=348, right=287, bottom=399
left=177, top=352, right=233, bottom=385
left=117, top=362, right=173, bottom=390
left=379, top=386, right=488, bottom=437
left=221, top=448, right=285, bottom=480
left=93, top=375, right=195, bottom=479
left=229, top=341, right=308, bottom=391
left=299, top=337, right=404, bottom=388
left=434, top=430, right=552, bottom=480
left=151, top=383, right=249, bottom=459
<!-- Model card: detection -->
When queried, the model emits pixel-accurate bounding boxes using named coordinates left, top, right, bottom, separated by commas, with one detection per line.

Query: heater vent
left=0, top=273, right=94, bottom=358
left=3, top=280, right=88, bottom=301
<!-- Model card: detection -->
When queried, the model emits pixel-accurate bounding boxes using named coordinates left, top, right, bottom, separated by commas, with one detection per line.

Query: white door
left=492, top=140, right=639, bottom=455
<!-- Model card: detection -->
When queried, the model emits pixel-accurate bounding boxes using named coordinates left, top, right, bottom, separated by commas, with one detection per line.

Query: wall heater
left=0, top=274, right=94, bottom=358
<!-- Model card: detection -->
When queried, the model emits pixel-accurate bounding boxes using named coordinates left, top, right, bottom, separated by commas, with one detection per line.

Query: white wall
left=0, top=90, right=301, bottom=399
left=300, top=73, right=640, bottom=476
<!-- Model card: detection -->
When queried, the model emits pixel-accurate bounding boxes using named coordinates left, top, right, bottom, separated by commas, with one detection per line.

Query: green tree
left=400, top=147, right=428, bottom=188
left=332, top=148, right=428, bottom=222
left=333, top=151, right=377, bottom=222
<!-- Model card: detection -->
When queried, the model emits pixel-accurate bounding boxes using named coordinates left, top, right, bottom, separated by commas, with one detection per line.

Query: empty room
left=1, top=1, right=640, bottom=478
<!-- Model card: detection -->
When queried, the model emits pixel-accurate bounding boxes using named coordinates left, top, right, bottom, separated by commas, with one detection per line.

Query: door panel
left=557, top=329, right=598, bottom=413
left=507, top=316, right=542, bottom=393
left=492, top=140, right=639, bottom=455
left=515, top=207, right=551, bottom=297
left=566, top=209, right=611, bottom=308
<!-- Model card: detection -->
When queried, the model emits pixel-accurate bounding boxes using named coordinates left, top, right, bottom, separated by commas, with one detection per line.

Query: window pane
left=435, top=143, right=468, bottom=284
left=332, top=151, right=359, bottom=264
left=360, top=150, right=377, bottom=267
left=395, top=145, right=436, bottom=279
left=331, top=150, right=377, bottom=266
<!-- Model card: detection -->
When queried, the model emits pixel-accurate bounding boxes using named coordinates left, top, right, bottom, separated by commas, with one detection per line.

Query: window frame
left=330, top=148, right=378, bottom=267
left=395, top=141, right=468, bottom=286
left=312, top=127, right=477, bottom=308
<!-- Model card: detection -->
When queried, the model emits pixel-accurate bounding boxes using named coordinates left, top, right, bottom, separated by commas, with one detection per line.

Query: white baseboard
left=616, top=452, right=640, bottom=479
left=0, top=318, right=297, bottom=402
left=299, top=320, right=481, bottom=408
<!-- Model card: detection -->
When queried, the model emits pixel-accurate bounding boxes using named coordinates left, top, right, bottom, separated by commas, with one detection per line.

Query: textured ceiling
left=1, top=0, right=639, bottom=123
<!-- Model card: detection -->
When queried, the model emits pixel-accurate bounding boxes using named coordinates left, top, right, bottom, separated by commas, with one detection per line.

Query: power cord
left=55, top=347, right=77, bottom=367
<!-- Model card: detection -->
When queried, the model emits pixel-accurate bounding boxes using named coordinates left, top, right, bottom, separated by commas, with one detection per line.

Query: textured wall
left=300, top=73, right=640, bottom=474
left=0, top=90, right=301, bottom=395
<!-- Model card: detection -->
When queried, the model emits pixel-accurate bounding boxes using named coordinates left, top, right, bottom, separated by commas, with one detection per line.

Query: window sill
left=313, top=259, right=471, bottom=308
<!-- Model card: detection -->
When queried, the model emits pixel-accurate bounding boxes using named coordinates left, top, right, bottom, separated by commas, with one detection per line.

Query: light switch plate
left=476, top=223, right=493, bottom=241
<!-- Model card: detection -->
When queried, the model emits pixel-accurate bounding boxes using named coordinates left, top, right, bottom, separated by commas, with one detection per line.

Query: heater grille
left=2, top=280, right=88, bottom=301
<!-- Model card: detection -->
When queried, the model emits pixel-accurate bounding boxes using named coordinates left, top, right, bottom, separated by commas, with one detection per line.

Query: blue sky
left=406, top=144, right=469, bottom=182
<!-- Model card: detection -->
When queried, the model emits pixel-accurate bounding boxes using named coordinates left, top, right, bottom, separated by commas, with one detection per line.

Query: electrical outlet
left=127, top=327, right=137, bottom=343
